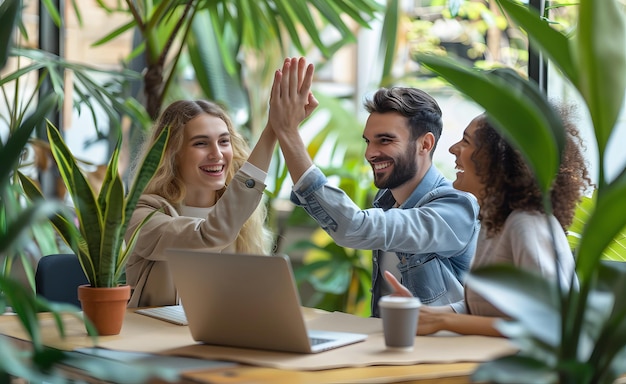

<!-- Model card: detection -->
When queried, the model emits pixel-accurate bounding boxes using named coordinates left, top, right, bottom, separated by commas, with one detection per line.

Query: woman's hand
left=416, top=306, right=449, bottom=335
left=268, top=57, right=318, bottom=136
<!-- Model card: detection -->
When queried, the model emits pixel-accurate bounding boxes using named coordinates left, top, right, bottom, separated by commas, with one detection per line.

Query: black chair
left=35, top=253, right=89, bottom=307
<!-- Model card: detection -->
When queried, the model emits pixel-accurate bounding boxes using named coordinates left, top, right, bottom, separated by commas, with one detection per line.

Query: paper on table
left=160, top=311, right=518, bottom=371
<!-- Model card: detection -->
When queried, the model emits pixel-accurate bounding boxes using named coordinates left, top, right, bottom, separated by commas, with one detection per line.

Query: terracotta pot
left=77, top=284, right=131, bottom=336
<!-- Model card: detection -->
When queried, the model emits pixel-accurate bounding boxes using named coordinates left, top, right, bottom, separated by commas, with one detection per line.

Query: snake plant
left=19, top=124, right=169, bottom=288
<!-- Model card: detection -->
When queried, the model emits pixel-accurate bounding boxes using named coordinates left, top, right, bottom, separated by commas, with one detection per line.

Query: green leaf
left=496, top=0, right=578, bottom=85
left=91, top=20, right=135, bottom=47
left=18, top=172, right=95, bottom=282
left=576, top=171, right=626, bottom=284
left=188, top=12, right=247, bottom=111
left=97, top=137, right=122, bottom=217
left=30, top=220, right=61, bottom=258
left=0, top=94, right=57, bottom=189
left=0, top=201, right=60, bottom=256
left=117, top=209, right=159, bottom=283
left=47, top=123, right=102, bottom=285
left=568, top=192, right=626, bottom=262
left=40, top=0, right=62, bottom=27
left=473, top=354, right=557, bottom=384
left=417, top=55, right=564, bottom=195
left=122, top=126, right=169, bottom=237
left=0, top=0, right=19, bottom=68
left=576, top=0, right=626, bottom=158
left=590, top=262, right=626, bottom=351
left=567, top=194, right=594, bottom=251
left=378, top=0, right=400, bottom=85
left=466, top=264, right=562, bottom=346
left=99, top=174, right=125, bottom=287
left=0, top=276, right=44, bottom=351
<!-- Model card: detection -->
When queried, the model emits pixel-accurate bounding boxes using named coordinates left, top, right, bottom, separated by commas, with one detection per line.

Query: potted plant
left=19, top=123, right=168, bottom=335
left=416, top=0, right=626, bottom=382
left=1, top=2, right=172, bottom=381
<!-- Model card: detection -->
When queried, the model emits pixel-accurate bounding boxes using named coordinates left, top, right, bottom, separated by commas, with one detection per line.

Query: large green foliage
left=417, top=0, right=626, bottom=382
left=89, top=0, right=384, bottom=120
left=19, top=125, right=169, bottom=288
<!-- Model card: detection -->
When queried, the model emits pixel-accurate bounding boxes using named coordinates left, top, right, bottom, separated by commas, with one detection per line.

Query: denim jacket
left=290, top=165, right=479, bottom=317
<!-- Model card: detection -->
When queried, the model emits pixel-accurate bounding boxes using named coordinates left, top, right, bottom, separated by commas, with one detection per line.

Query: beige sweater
left=464, top=210, right=577, bottom=317
left=125, top=169, right=266, bottom=307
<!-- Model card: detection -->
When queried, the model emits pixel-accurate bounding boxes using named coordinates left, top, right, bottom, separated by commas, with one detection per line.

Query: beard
left=372, top=141, right=418, bottom=190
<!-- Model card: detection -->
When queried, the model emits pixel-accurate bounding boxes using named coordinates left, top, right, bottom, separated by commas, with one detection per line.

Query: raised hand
left=269, top=57, right=317, bottom=135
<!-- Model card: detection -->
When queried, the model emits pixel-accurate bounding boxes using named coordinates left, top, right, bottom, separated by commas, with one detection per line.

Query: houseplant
left=19, top=123, right=169, bottom=335
left=1, top=1, right=173, bottom=381
left=87, top=0, right=384, bottom=119
left=416, top=0, right=626, bottom=382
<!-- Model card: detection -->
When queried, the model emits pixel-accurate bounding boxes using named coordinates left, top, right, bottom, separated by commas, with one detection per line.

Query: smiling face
left=177, top=113, right=233, bottom=207
left=363, top=112, right=420, bottom=191
left=448, top=117, right=484, bottom=200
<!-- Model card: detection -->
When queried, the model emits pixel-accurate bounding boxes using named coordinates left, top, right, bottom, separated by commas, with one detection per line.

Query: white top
left=458, top=210, right=577, bottom=317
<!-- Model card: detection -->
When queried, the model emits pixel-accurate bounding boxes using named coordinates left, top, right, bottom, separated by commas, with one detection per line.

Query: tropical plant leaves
left=416, top=54, right=564, bottom=196
left=452, top=1, right=626, bottom=382
left=497, top=0, right=578, bottom=85
left=576, top=0, right=626, bottom=156
left=0, top=0, right=19, bottom=68
left=466, top=264, right=562, bottom=346
left=472, top=354, right=558, bottom=384
left=568, top=192, right=626, bottom=262
left=34, top=124, right=168, bottom=287
left=577, top=170, right=626, bottom=283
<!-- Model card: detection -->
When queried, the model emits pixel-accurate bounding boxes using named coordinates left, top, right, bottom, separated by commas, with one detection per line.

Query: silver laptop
left=165, top=249, right=367, bottom=353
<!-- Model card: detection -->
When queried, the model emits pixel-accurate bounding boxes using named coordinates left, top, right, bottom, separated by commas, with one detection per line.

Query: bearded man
left=271, top=84, right=479, bottom=317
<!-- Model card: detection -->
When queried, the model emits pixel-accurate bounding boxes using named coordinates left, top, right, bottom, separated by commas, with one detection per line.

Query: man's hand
left=383, top=270, right=413, bottom=297
left=269, top=57, right=318, bottom=136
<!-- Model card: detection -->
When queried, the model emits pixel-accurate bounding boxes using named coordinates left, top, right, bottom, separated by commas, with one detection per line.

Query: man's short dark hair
left=364, top=87, right=443, bottom=152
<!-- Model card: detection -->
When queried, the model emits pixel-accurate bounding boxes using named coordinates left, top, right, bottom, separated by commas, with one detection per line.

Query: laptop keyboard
left=135, top=305, right=188, bottom=326
left=310, top=337, right=333, bottom=346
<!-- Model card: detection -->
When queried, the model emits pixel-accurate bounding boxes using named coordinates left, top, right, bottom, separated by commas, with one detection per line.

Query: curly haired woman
left=387, top=106, right=592, bottom=336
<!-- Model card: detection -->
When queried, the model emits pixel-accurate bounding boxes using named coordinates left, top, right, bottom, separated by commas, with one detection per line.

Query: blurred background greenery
left=1, top=0, right=623, bottom=320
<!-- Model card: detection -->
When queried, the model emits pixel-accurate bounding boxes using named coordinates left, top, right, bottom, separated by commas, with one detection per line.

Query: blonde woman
left=126, top=57, right=316, bottom=307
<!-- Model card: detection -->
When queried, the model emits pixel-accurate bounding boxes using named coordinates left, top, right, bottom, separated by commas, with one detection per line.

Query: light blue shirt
left=291, top=165, right=480, bottom=317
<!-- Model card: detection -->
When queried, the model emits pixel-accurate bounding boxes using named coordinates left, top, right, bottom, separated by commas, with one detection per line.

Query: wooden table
left=0, top=308, right=501, bottom=384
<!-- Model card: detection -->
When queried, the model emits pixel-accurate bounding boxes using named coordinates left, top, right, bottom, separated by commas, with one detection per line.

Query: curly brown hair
left=472, top=105, right=592, bottom=237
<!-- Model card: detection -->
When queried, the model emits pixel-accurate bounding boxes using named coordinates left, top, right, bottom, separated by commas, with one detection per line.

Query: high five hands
left=269, top=57, right=319, bottom=134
